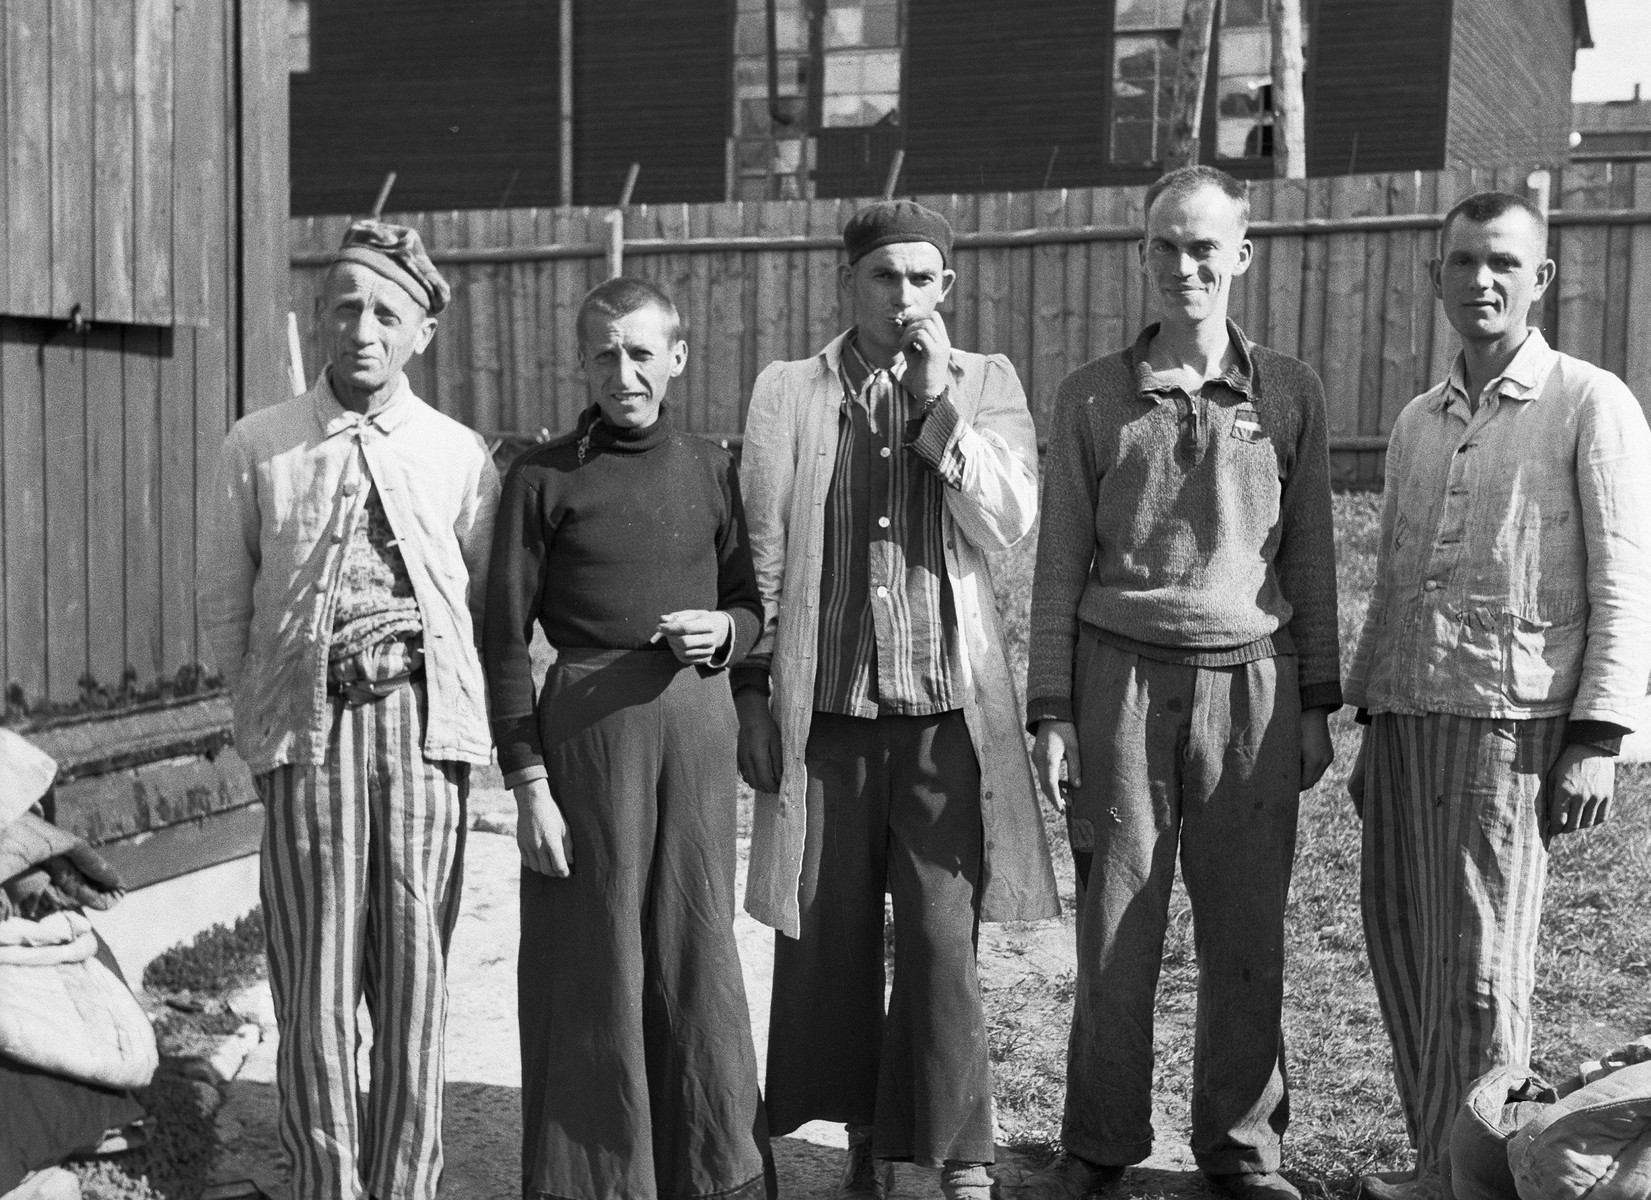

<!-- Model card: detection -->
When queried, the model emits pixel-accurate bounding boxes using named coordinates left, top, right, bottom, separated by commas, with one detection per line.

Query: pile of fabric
left=0, top=730, right=157, bottom=1200
left=1453, top=1038, right=1651, bottom=1199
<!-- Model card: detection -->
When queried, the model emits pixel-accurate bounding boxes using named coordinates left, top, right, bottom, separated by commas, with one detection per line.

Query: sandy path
left=212, top=775, right=1209, bottom=1199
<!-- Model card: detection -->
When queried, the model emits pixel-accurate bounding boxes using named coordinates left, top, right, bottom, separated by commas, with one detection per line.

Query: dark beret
left=332, top=219, right=451, bottom=315
left=842, top=200, right=953, bottom=266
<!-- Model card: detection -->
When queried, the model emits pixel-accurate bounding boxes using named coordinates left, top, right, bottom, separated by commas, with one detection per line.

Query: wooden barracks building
left=290, top=0, right=1592, bottom=213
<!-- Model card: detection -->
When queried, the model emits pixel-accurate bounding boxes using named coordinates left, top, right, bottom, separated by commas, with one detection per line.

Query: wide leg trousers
left=1062, top=634, right=1300, bottom=1176
left=1358, top=712, right=1566, bottom=1185
left=765, top=709, right=992, bottom=1168
left=519, top=649, right=769, bottom=1200
left=257, top=680, right=469, bottom=1200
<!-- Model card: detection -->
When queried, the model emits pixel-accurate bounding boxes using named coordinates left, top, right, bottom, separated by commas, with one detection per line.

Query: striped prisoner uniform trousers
left=1359, top=711, right=1566, bottom=1184
left=257, top=680, right=467, bottom=1200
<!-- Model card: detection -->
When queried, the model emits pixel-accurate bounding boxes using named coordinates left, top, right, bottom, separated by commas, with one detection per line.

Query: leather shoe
left=1202, top=1171, right=1302, bottom=1200
left=840, top=1127, right=893, bottom=1200
left=996, top=1153, right=1126, bottom=1200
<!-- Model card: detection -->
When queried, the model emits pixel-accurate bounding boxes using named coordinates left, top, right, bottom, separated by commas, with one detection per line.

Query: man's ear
left=1428, top=257, right=1444, bottom=300
left=669, top=339, right=689, bottom=377
left=939, top=268, right=957, bottom=302
left=1531, top=257, right=1557, bottom=303
left=1232, top=238, right=1254, bottom=277
left=413, top=316, right=438, bottom=354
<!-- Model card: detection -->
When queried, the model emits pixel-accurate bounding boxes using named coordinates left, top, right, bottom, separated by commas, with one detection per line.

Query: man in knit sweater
left=483, top=278, right=771, bottom=1200
left=1021, top=166, right=1340, bottom=1200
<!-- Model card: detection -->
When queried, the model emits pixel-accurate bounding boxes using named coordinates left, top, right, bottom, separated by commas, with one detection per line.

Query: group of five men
left=200, top=163, right=1650, bottom=1200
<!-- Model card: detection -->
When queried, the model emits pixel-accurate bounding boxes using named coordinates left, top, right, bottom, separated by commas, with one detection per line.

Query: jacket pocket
left=1502, top=605, right=1586, bottom=706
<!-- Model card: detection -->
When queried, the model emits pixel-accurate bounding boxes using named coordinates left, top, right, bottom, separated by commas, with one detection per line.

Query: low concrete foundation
left=88, top=852, right=262, bottom=986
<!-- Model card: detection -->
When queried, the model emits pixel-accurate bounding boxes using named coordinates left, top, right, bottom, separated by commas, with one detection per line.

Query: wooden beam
left=1269, top=0, right=1307, bottom=180
left=1166, top=0, right=1217, bottom=169
left=290, top=207, right=1651, bottom=268
left=93, top=801, right=263, bottom=891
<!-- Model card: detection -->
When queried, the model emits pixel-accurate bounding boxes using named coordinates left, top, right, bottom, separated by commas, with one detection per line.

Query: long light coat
left=740, top=332, right=1061, bottom=938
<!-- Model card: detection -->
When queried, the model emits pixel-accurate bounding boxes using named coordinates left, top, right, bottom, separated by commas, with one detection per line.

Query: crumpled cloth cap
left=842, top=200, right=954, bottom=266
left=333, top=218, right=451, bottom=315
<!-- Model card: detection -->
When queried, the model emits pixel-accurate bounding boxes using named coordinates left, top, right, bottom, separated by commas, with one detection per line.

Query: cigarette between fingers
left=648, top=630, right=664, bottom=644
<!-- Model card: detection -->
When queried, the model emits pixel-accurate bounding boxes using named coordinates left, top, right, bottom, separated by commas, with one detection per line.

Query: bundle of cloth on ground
left=0, top=729, right=153, bottom=1200
left=1452, top=1037, right=1651, bottom=1200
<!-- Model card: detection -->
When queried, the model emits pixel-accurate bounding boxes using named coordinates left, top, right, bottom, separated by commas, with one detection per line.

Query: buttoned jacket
left=740, top=331, right=1061, bottom=938
left=199, top=374, right=500, bottom=774
left=1347, top=330, right=1651, bottom=727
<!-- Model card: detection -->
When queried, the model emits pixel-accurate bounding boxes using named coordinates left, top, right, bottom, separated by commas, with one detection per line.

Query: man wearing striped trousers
left=201, top=220, right=499, bottom=1200
left=1346, top=192, right=1651, bottom=1200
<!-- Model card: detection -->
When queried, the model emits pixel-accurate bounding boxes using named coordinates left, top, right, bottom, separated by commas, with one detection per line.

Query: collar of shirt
left=312, top=369, right=417, bottom=439
left=1126, top=319, right=1255, bottom=403
left=1434, top=327, right=1557, bottom=414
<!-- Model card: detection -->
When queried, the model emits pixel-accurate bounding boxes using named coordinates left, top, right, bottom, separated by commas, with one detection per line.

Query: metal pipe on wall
left=559, top=0, right=574, bottom=207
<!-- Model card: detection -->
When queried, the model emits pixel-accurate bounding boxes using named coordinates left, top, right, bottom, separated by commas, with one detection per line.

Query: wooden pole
left=605, top=210, right=624, bottom=277
left=1269, top=0, right=1307, bottom=178
left=370, top=171, right=397, bottom=218
left=559, top=0, right=574, bottom=207
left=1166, top=0, right=1218, bottom=169
left=285, top=312, right=306, bottom=396
left=618, top=162, right=641, bottom=208
left=881, top=148, right=906, bottom=199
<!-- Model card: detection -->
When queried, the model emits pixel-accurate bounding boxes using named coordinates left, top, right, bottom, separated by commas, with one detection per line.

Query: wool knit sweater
left=1026, top=322, right=1342, bottom=726
left=483, top=407, right=762, bottom=782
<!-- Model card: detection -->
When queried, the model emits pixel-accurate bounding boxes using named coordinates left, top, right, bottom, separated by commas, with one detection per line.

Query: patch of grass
left=978, top=492, right=1651, bottom=1199
left=142, top=911, right=265, bottom=998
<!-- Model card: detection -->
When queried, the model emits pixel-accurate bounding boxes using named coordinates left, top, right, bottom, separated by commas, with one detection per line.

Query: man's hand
left=654, top=609, right=732, bottom=665
left=514, top=779, right=573, bottom=877
left=899, top=312, right=953, bottom=401
left=735, top=690, right=784, bottom=793
left=1300, top=708, right=1334, bottom=792
left=1347, top=728, right=1370, bottom=819
left=1541, top=743, right=1615, bottom=841
left=1032, top=720, right=1082, bottom=814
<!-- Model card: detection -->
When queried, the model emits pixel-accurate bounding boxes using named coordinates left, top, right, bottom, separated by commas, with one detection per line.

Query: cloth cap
left=332, top=219, right=450, bottom=315
left=842, top=200, right=953, bottom=266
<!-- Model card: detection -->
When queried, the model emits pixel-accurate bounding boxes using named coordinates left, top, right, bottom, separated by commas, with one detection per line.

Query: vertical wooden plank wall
left=0, top=0, right=249, bottom=708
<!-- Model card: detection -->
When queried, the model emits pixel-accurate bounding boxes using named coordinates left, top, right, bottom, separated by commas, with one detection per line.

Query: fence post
left=605, top=210, right=624, bottom=277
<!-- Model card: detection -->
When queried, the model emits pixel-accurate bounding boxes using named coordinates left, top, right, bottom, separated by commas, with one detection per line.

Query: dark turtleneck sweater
left=483, top=405, right=763, bottom=782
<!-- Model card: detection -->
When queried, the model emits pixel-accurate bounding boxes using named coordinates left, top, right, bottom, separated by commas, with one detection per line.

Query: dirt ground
left=207, top=770, right=1214, bottom=1200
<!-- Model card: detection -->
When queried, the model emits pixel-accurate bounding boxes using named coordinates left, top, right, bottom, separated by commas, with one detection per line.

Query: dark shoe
left=999, top=1153, right=1126, bottom=1200
left=840, top=1125, right=893, bottom=1200
left=1203, top=1172, right=1302, bottom=1200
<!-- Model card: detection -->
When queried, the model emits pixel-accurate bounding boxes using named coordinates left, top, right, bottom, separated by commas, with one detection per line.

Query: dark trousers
left=765, top=709, right=992, bottom=1168
left=1063, top=634, right=1300, bottom=1176
left=519, top=649, right=769, bottom=1200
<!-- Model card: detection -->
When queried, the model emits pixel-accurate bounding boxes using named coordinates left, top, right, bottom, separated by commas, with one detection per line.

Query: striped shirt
left=813, top=335, right=966, bottom=717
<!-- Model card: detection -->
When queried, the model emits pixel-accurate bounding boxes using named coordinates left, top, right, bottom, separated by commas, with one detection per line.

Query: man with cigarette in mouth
left=735, top=200, right=1060, bottom=1200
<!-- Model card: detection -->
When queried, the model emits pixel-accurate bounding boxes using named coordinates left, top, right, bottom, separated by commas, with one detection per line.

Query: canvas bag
left=0, top=911, right=158, bottom=1090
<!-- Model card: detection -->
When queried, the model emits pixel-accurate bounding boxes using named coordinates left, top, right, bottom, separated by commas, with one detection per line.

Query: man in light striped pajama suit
left=1346, top=191, right=1651, bottom=1200
left=201, top=220, right=499, bottom=1200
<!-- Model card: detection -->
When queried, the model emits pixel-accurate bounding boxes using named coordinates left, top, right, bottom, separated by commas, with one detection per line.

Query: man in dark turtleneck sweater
left=483, top=278, right=771, bottom=1200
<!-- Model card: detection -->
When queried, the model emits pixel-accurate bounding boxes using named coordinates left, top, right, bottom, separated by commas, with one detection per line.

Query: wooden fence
left=290, top=162, right=1651, bottom=486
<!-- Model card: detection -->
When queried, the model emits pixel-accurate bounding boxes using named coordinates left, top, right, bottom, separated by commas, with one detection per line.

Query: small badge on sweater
left=1229, top=405, right=1265, bottom=443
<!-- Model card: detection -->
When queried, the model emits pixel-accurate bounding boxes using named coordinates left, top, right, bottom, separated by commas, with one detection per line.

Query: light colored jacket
left=740, top=332, right=1061, bottom=938
left=1347, top=330, right=1651, bottom=727
left=199, top=373, right=500, bottom=774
